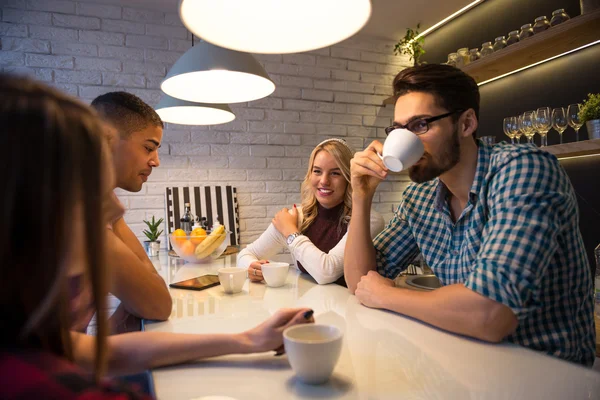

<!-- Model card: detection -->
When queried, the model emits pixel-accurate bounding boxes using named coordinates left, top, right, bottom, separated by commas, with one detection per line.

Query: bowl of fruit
left=169, top=225, right=229, bottom=263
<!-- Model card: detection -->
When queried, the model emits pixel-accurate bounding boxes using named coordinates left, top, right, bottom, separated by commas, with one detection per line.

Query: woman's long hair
left=299, top=139, right=354, bottom=233
left=0, top=75, right=108, bottom=380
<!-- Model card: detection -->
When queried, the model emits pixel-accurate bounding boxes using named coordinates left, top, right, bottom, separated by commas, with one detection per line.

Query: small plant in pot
left=394, top=23, right=426, bottom=66
left=143, top=216, right=164, bottom=257
left=579, top=93, right=600, bottom=140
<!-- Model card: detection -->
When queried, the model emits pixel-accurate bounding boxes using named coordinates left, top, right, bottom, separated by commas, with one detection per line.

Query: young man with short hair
left=92, top=92, right=172, bottom=323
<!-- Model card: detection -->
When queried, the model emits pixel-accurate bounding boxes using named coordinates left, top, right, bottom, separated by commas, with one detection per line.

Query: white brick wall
left=0, top=0, right=414, bottom=246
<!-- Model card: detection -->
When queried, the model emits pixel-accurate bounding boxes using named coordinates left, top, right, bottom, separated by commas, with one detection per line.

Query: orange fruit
left=173, top=229, right=187, bottom=243
left=178, top=240, right=196, bottom=257
left=190, top=227, right=207, bottom=245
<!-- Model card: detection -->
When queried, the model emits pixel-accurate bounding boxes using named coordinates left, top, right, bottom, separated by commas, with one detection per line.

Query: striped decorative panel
left=165, top=186, right=240, bottom=247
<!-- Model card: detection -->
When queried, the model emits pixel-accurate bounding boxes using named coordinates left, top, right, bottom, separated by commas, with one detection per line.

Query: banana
left=195, top=224, right=226, bottom=259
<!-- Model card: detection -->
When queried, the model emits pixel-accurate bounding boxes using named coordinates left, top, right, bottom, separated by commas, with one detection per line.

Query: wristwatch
left=286, top=232, right=301, bottom=245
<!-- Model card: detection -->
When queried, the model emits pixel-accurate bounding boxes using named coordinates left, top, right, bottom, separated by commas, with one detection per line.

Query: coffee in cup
left=217, top=267, right=246, bottom=294
left=261, top=262, right=289, bottom=287
left=283, top=324, right=343, bottom=384
left=379, top=128, right=424, bottom=172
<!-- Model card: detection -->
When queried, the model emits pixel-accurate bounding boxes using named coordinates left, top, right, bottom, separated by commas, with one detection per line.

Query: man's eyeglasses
left=384, top=109, right=465, bottom=136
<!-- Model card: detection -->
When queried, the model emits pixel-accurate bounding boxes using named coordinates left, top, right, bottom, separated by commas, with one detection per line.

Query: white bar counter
left=146, top=254, right=600, bottom=400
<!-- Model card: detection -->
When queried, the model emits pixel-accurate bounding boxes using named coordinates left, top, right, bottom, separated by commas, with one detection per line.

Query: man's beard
left=408, top=125, right=461, bottom=184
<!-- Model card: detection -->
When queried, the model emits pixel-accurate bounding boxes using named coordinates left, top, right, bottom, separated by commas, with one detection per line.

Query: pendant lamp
left=179, top=0, right=372, bottom=54
left=161, top=40, right=275, bottom=104
left=155, top=94, right=235, bottom=126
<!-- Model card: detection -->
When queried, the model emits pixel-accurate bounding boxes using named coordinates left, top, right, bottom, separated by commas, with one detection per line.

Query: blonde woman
left=238, top=138, right=385, bottom=286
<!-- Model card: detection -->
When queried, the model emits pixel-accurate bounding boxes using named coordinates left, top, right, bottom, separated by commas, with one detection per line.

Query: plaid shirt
left=374, top=141, right=595, bottom=366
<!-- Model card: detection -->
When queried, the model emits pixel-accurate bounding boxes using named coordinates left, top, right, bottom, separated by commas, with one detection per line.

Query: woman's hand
left=241, top=308, right=315, bottom=354
left=248, top=260, right=268, bottom=282
left=272, top=205, right=299, bottom=237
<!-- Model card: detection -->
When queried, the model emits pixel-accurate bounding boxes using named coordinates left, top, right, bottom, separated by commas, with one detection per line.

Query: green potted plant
left=394, top=23, right=426, bottom=66
left=143, top=216, right=164, bottom=257
left=580, top=93, right=600, bottom=139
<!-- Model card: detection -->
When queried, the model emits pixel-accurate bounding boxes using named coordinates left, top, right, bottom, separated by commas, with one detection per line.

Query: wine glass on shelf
left=531, top=110, right=541, bottom=146
left=535, top=107, right=551, bottom=147
left=567, top=103, right=583, bottom=142
left=510, top=116, right=522, bottom=144
left=520, top=112, right=535, bottom=144
left=503, top=117, right=515, bottom=144
left=552, top=107, right=568, bottom=144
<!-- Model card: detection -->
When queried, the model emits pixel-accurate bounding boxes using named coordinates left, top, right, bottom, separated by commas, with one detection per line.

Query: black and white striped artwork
left=165, top=186, right=240, bottom=247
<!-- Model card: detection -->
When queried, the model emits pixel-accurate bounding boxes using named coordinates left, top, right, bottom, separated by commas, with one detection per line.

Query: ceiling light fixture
left=413, top=0, right=484, bottom=40
left=178, top=0, right=372, bottom=54
left=478, top=40, right=600, bottom=86
left=155, top=94, right=235, bottom=126
left=161, top=40, right=275, bottom=104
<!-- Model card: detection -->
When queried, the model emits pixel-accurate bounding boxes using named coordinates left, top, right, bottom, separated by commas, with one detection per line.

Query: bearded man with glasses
left=344, top=64, right=595, bottom=366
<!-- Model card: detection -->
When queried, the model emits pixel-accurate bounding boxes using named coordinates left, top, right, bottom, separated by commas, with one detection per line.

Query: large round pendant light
left=161, top=41, right=275, bottom=104
left=155, top=94, right=235, bottom=125
left=179, top=0, right=372, bottom=54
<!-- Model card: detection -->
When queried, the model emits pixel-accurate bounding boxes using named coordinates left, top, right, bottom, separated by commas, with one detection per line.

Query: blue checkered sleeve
left=464, top=151, right=575, bottom=319
left=373, top=200, right=420, bottom=279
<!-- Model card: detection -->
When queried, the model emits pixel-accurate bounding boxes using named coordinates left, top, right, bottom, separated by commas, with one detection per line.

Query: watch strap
left=286, top=232, right=301, bottom=245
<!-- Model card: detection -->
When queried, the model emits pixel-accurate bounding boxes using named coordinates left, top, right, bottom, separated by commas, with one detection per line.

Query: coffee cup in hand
left=379, top=128, right=424, bottom=172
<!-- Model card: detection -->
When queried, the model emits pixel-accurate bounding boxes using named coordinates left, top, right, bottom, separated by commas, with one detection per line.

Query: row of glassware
left=446, top=8, right=571, bottom=68
left=502, top=104, right=583, bottom=147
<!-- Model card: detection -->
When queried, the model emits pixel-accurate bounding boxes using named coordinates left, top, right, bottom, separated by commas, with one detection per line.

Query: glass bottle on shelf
left=550, top=9, right=570, bottom=26
left=533, top=16, right=550, bottom=34
left=457, top=48, right=469, bottom=68
left=506, top=30, right=520, bottom=46
left=493, top=36, right=507, bottom=52
left=180, top=202, right=194, bottom=234
left=446, top=52, right=458, bottom=67
left=480, top=42, right=494, bottom=58
left=519, top=23, right=534, bottom=40
left=468, top=48, right=480, bottom=63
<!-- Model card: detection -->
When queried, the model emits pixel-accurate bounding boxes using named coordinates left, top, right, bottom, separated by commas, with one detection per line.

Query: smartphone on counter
left=169, top=274, right=220, bottom=291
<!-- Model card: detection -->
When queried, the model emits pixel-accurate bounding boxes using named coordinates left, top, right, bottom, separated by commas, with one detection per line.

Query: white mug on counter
left=217, top=267, right=246, bottom=294
left=379, top=128, right=424, bottom=172
left=261, top=262, right=289, bottom=287
left=283, top=324, right=343, bottom=385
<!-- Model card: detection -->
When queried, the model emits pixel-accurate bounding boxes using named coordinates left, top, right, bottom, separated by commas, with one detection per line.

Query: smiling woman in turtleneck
left=237, top=138, right=384, bottom=286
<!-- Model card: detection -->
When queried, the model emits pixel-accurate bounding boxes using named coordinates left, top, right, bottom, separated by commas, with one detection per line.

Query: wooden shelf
left=382, top=9, right=600, bottom=105
left=464, top=9, right=600, bottom=84
left=544, top=138, right=600, bottom=158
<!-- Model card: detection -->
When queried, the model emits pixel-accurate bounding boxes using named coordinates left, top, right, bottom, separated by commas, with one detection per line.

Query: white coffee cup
left=283, top=324, right=343, bottom=385
left=217, top=267, right=246, bottom=294
left=379, top=128, right=424, bottom=172
left=261, top=262, right=289, bottom=287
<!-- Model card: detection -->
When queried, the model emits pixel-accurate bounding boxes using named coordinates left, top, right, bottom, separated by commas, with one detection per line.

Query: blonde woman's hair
left=299, top=139, right=354, bottom=233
